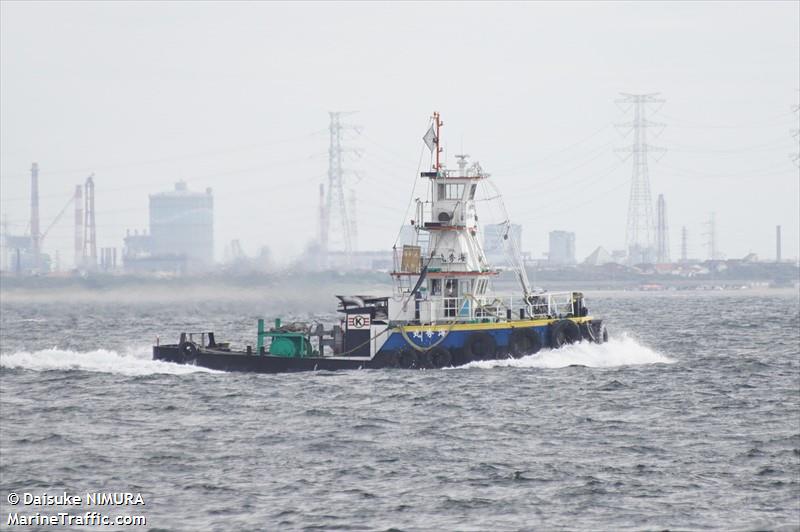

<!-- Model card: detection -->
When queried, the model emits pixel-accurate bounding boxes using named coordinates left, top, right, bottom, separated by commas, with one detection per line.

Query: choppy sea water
left=1, top=290, right=798, bottom=531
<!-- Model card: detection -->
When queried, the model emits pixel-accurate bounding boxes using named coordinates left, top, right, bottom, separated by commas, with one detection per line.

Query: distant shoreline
left=1, top=271, right=797, bottom=303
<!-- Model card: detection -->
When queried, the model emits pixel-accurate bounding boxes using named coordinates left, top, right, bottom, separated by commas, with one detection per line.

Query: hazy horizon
left=2, top=1, right=798, bottom=268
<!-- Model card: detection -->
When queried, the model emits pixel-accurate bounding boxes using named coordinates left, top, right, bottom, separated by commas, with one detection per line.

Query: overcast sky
left=1, top=1, right=798, bottom=268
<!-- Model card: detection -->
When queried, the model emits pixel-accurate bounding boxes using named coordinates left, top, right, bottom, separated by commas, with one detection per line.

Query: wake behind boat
left=153, top=112, right=608, bottom=373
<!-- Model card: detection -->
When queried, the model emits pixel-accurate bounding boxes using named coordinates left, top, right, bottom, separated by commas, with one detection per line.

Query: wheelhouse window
left=459, top=279, right=473, bottom=296
left=438, top=183, right=465, bottom=200
left=430, top=278, right=441, bottom=295
left=474, top=278, right=488, bottom=296
left=442, top=278, right=462, bottom=318
left=444, top=278, right=458, bottom=297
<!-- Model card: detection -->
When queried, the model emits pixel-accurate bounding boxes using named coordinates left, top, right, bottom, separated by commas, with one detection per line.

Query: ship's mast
left=433, top=111, right=443, bottom=171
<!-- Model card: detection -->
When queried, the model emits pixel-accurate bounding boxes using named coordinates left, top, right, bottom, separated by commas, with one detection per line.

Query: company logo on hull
left=347, top=315, right=371, bottom=329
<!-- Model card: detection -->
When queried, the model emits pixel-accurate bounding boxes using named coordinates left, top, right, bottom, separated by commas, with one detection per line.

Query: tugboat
left=153, top=112, right=608, bottom=372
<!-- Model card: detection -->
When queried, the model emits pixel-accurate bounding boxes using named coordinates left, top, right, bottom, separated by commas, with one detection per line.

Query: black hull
left=153, top=319, right=606, bottom=374
left=153, top=346, right=390, bottom=373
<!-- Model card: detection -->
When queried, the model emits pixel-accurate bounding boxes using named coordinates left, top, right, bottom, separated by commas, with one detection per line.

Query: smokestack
left=75, top=184, right=84, bottom=269
left=776, top=225, right=782, bottom=263
left=83, top=174, right=97, bottom=268
left=30, top=163, right=40, bottom=269
left=681, top=226, right=688, bottom=263
left=656, top=194, right=669, bottom=263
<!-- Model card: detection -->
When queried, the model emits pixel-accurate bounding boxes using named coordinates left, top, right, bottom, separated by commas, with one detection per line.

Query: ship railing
left=415, top=291, right=577, bottom=323
left=533, top=291, right=576, bottom=318
left=179, top=331, right=214, bottom=348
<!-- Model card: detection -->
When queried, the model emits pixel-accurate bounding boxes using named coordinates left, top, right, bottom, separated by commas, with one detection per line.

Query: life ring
left=463, top=332, right=497, bottom=361
left=509, top=328, right=541, bottom=358
left=178, top=341, right=199, bottom=363
left=398, top=350, right=418, bottom=369
left=550, top=320, right=582, bottom=349
left=429, top=347, right=453, bottom=368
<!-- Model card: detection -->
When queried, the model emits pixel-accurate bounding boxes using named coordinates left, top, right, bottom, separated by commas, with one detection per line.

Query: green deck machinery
left=257, top=318, right=313, bottom=357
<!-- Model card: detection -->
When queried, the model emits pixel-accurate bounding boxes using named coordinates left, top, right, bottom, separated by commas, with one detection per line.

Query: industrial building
left=1, top=234, right=50, bottom=273
left=548, top=230, right=576, bottom=265
left=123, top=181, right=214, bottom=274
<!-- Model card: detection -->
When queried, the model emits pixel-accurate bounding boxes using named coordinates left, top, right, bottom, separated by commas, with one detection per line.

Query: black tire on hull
left=509, top=328, right=542, bottom=358
left=398, top=350, right=418, bottom=369
left=380, top=351, right=400, bottom=368
left=550, top=320, right=582, bottom=349
left=429, top=347, right=453, bottom=368
left=178, top=341, right=199, bottom=363
left=494, top=346, right=511, bottom=360
left=452, top=349, right=471, bottom=367
left=593, top=322, right=609, bottom=343
left=464, top=332, right=497, bottom=361
left=416, top=350, right=433, bottom=369
left=579, top=323, right=594, bottom=342
left=583, top=320, right=608, bottom=344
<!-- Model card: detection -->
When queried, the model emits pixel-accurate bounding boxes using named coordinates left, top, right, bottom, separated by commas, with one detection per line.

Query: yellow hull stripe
left=397, top=316, right=593, bottom=333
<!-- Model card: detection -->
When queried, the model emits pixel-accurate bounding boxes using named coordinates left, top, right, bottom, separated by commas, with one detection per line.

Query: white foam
left=0, top=346, right=220, bottom=376
left=457, top=333, right=674, bottom=370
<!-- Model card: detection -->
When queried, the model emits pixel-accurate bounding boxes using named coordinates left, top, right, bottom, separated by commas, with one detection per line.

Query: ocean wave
left=0, top=347, right=220, bottom=376
left=457, top=333, right=674, bottom=369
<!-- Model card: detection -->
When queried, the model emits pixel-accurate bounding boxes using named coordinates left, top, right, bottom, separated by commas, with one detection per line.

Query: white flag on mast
left=422, top=125, right=437, bottom=152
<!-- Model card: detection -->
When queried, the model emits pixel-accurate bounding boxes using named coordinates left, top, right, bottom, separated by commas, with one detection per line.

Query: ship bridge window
left=430, top=278, right=441, bottom=295
left=459, top=279, right=473, bottom=295
left=475, top=278, right=488, bottom=295
left=444, top=278, right=457, bottom=297
left=469, top=184, right=477, bottom=199
left=439, top=183, right=465, bottom=200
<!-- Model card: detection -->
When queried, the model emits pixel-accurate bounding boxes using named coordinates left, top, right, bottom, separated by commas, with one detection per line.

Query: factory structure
left=0, top=149, right=793, bottom=282
left=2, top=98, right=796, bottom=280
left=0, top=164, right=215, bottom=276
left=123, top=181, right=214, bottom=274
left=1, top=163, right=103, bottom=274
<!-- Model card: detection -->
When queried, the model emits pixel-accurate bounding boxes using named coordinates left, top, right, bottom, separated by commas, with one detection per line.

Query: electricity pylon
left=322, top=112, right=362, bottom=268
left=616, top=93, right=666, bottom=264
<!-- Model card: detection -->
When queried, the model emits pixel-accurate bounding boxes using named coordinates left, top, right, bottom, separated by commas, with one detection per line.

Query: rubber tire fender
left=463, top=332, right=497, bottom=361
left=592, top=322, right=609, bottom=344
left=579, top=323, right=595, bottom=342
left=550, top=320, right=582, bottom=349
left=509, top=328, right=542, bottom=358
left=398, top=349, right=418, bottom=369
left=416, top=350, right=433, bottom=369
left=380, top=350, right=400, bottom=368
left=429, top=347, right=453, bottom=368
left=178, top=341, right=199, bottom=363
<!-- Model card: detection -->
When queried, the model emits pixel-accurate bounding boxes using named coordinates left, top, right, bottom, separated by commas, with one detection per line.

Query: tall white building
left=148, top=181, right=214, bottom=269
left=548, top=230, right=576, bottom=265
